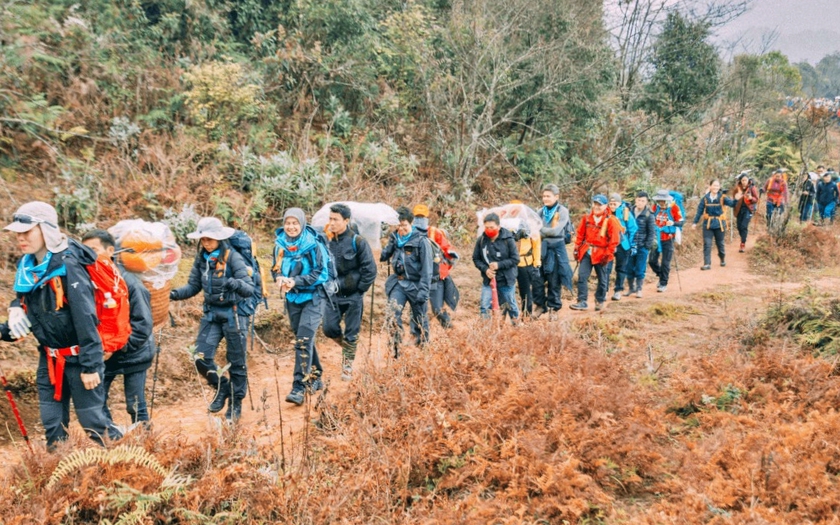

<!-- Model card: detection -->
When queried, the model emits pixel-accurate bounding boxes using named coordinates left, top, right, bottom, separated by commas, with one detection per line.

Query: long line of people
left=0, top=174, right=792, bottom=447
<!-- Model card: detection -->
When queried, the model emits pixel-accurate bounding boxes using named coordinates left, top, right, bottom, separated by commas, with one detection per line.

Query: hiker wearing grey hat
left=533, top=183, right=573, bottom=319
left=170, top=216, right=255, bottom=421
left=627, top=191, right=656, bottom=298
left=649, top=190, right=684, bottom=293
left=569, top=195, right=622, bottom=311
left=272, top=208, right=331, bottom=406
left=607, top=193, right=637, bottom=301
left=1, top=201, right=123, bottom=448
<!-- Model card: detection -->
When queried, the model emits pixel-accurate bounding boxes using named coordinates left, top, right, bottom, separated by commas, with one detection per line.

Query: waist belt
left=702, top=213, right=727, bottom=231
left=44, top=345, right=80, bottom=401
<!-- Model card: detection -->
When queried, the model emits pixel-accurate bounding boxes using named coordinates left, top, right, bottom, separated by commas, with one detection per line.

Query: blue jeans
left=103, top=370, right=149, bottom=424
left=479, top=283, right=520, bottom=320
left=766, top=202, right=784, bottom=224
left=819, top=201, right=836, bottom=222
left=387, top=284, right=430, bottom=347
left=287, top=297, right=325, bottom=391
left=627, top=247, right=649, bottom=285
left=194, top=307, right=249, bottom=400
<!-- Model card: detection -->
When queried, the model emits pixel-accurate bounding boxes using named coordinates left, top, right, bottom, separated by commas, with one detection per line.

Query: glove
left=417, top=294, right=429, bottom=303
left=223, top=279, right=241, bottom=293
left=630, top=246, right=638, bottom=257
left=8, top=307, right=31, bottom=340
left=169, top=290, right=178, bottom=301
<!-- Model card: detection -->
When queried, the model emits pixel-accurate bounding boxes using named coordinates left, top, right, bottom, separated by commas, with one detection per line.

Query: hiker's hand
left=103, top=352, right=114, bottom=361
left=222, top=279, right=241, bottom=293
left=169, top=290, right=178, bottom=301
left=8, top=306, right=31, bottom=340
left=486, top=268, right=496, bottom=279
left=81, top=372, right=100, bottom=390
left=666, top=220, right=674, bottom=226
left=489, top=262, right=499, bottom=271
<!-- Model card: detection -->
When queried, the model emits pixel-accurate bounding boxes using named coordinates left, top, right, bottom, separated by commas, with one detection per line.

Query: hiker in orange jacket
left=412, top=204, right=459, bottom=329
left=764, top=169, right=789, bottom=225
left=569, top=195, right=622, bottom=312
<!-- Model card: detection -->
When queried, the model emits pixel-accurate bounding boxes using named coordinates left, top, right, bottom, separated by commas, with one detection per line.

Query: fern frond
left=46, top=445, right=167, bottom=490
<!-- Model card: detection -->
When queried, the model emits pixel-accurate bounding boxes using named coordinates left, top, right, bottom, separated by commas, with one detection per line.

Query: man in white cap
left=170, top=217, right=255, bottom=421
left=1, top=201, right=122, bottom=448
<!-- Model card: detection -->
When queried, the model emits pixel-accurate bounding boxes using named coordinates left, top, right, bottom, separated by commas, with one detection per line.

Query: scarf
left=396, top=229, right=414, bottom=248
left=202, top=248, right=221, bottom=263
left=14, top=252, right=66, bottom=294
left=542, top=204, right=558, bottom=225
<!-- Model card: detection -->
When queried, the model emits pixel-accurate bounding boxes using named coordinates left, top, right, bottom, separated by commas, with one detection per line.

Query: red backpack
left=86, top=258, right=132, bottom=352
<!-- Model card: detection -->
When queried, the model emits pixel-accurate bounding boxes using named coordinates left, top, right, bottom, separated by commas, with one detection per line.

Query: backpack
left=273, top=225, right=338, bottom=297
left=227, top=230, right=267, bottom=316
left=87, top=258, right=132, bottom=352
left=668, top=191, right=686, bottom=223
left=429, top=238, right=445, bottom=281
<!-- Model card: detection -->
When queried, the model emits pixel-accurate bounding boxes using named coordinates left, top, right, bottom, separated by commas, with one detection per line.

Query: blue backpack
left=669, top=191, right=686, bottom=222
left=273, top=225, right=338, bottom=297
left=227, top=230, right=267, bottom=316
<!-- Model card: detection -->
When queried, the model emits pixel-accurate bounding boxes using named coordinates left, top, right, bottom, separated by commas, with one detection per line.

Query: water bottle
left=103, top=292, right=117, bottom=309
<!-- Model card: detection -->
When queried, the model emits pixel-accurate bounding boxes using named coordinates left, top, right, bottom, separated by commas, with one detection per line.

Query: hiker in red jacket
left=569, top=195, right=621, bottom=312
left=733, top=173, right=759, bottom=252
left=764, top=169, right=789, bottom=225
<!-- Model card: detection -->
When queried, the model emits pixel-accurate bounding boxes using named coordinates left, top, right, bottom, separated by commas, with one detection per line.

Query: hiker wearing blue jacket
left=692, top=180, right=736, bottom=270
left=628, top=192, right=657, bottom=298
left=816, top=171, right=839, bottom=225
left=607, top=193, right=638, bottom=301
left=272, top=208, right=330, bottom=406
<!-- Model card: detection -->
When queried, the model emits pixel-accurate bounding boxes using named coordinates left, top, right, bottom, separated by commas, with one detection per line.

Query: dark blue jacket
left=693, top=192, right=736, bottom=230
left=816, top=180, right=839, bottom=206
left=327, top=228, right=377, bottom=297
left=472, top=228, right=519, bottom=288
left=633, top=207, right=657, bottom=250
left=105, top=269, right=154, bottom=377
left=381, top=229, right=432, bottom=301
left=2, top=240, right=103, bottom=373
left=171, top=240, right=255, bottom=309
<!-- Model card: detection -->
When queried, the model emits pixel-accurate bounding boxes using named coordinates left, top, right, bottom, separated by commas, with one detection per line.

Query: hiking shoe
left=208, top=387, right=229, bottom=413
left=548, top=310, right=558, bottom=321
left=739, top=243, right=745, bottom=253
left=720, top=260, right=726, bottom=267
left=657, top=285, right=666, bottom=293
left=611, top=292, right=622, bottom=301
left=635, top=289, right=643, bottom=299
left=341, top=365, right=353, bottom=381
left=623, top=288, right=633, bottom=297
left=595, top=302, right=605, bottom=311
left=700, top=265, right=711, bottom=271
left=569, top=302, right=588, bottom=311
left=225, top=399, right=242, bottom=422
left=533, top=305, right=547, bottom=319
left=310, top=378, right=324, bottom=393
left=285, top=390, right=305, bottom=406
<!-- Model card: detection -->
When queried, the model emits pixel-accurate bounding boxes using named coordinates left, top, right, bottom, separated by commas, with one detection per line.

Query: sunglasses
left=13, top=214, right=57, bottom=229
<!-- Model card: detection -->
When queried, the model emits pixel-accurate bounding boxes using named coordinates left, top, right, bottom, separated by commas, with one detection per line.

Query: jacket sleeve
left=625, top=212, right=638, bottom=245
left=171, top=256, right=202, bottom=300
left=540, top=206, right=570, bottom=238
left=472, top=237, right=488, bottom=275
left=724, top=196, right=737, bottom=207
left=355, top=237, right=378, bottom=294
left=606, top=217, right=622, bottom=256
left=644, top=214, right=656, bottom=248
left=293, top=245, right=327, bottom=290
left=380, top=234, right=396, bottom=262
left=124, top=273, right=153, bottom=353
left=500, top=236, right=519, bottom=270
left=436, top=229, right=454, bottom=259
left=228, top=252, right=255, bottom=298
left=574, top=216, right=586, bottom=250
left=533, top=236, right=542, bottom=267
left=673, top=205, right=685, bottom=227
left=417, top=238, right=432, bottom=299
left=693, top=196, right=706, bottom=225
left=65, top=258, right=104, bottom=373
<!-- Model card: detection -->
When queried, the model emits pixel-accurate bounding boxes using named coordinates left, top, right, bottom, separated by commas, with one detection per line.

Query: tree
left=638, top=11, right=720, bottom=120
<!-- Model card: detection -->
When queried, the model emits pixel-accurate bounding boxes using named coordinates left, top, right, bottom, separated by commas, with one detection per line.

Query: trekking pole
left=672, top=248, right=683, bottom=293
left=150, top=314, right=174, bottom=420
left=368, top=285, right=375, bottom=348
left=0, top=363, right=33, bottom=453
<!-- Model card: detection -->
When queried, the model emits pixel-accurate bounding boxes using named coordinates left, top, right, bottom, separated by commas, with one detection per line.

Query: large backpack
left=669, top=191, right=686, bottom=222
left=429, top=238, right=445, bottom=281
left=87, top=258, right=132, bottom=352
left=227, top=230, right=267, bottom=316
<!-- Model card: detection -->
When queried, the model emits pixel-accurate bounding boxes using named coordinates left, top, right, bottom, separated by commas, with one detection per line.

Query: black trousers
left=736, top=207, right=752, bottom=244
left=702, top=227, right=725, bottom=265
left=648, top=239, right=674, bottom=287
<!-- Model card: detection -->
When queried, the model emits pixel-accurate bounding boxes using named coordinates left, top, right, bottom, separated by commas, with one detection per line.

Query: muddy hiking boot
left=701, top=265, right=711, bottom=271
left=310, top=377, right=324, bottom=393
left=285, top=390, right=305, bottom=406
left=208, top=382, right=230, bottom=413
left=225, top=398, right=242, bottom=422
left=595, top=302, right=605, bottom=311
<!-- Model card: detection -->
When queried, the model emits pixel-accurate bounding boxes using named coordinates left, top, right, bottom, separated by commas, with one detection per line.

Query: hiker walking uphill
left=607, top=193, right=637, bottom=301
left=764, top=169, right=789, bottom=225
left=272, top=208, right=331, bottom=406
left=649, top=190, right=684, bottom=293
left=380, top=207, right=433, bottom=357
left=733, top=174, right=759, bottom=252
left=0, top=202, right=122, bottom=448
left=322, top=204, right=377, bottom=382
left=534, top=184, right=574, bottom=319
left=170, top=217, right=254, bottom=421
left=473, top=213, right=520, bottom=322
left=798, top=167, right=820, bottom=223
left=570, top=195, right=622, bottom=312
left=412, top=204, right=459, bottom=330
left=815, top=170, right=839, bottom=225
left=693, top=179, right=736, bottom=270
left=513, top=206, right=542, bottom=316
left=627, top=192, right=656, bottom=298
left=82, top=230, right=154, bottom=425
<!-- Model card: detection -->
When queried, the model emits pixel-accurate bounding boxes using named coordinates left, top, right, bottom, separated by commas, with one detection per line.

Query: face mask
left=486, top=229, right=499, bottom=239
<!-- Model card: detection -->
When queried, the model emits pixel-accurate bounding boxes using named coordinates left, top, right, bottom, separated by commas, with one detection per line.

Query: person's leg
left=634, top=248, right=649, bottom=294
left=67, top=364, right=123, bottom=444
left=386, top=287, right=409, bottom=355
left=575, top=255, right=593, bottom=305
left=613, top=246, right=628, bottom=293
left=527, top=266, right=541, bottom=312
left=223, top=313, right=249, bottom=404
left=102, top=373, right=116, bottom=423
left=340, top=295, right=363, bottom=368
left=286, top=301, right=306, bottom=392
left=517, top=267, right=531, bottom=316
left=194, top=313, right=225, bottom=389
left=702, top=227, right=713, bottom=266
left=321, top=295, right=344, bottom=342
left=546, top=267, right=561, bottom=311
left=532, top=266, right=548, bottom=311
left=660, top=240, right=674, bottom=286
left=479, top=284, right=493, bottom=319
left=766, top=202, right=775, bottom=224
left=714, top=228, right=726, bottom=263
left=594, top=263, right=611, bottom=304
left=737, top=208, right=750, bottom=244
left=37, top=352, right=70, bottom=448
left=123, top=370, right=149, bottom=423
left=648, top=246, right=661, bottom=280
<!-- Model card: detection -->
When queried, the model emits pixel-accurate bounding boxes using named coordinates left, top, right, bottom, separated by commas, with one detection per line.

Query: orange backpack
left=87, top=258, right=132, bottom=352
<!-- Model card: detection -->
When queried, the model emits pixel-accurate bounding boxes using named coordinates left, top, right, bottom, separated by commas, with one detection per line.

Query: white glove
left=8, top=307, right=32, bottom=340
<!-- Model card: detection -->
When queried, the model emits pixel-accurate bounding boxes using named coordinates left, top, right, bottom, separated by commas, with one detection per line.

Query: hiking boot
left=569, top=302, right=588, bottom=311
left=700, top=265, right=711, bottom=271
left=533, top=305, right=547, bottom=319
left=548, top=309, right=558, bottom=321
left=595, top=302, right=605, bottom=311
left=225, top=398, right=242, bottom=422
left=739, top=243, right=745, bottom=253
left=341, top=364, right=353, bottom=381
left=657, top=285, right=666, bottom=293
left=611, top=292, right=621, bottom=301
left=310, top=378, right=324, bottom=393
left=720, top=260, right=726, bottom=267
left=635, top=288, right=643, bottom=299
left=285, top=390, right=305, bottom=406
left=208, top=386, right=229, bottom=413
left=623, top=288, right=633, bottom=297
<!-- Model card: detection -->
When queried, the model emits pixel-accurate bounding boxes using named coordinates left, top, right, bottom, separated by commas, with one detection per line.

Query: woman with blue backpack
left=272, top=208, right=330, bottom=406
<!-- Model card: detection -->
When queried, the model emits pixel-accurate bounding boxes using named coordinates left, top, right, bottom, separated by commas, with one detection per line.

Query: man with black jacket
left=82, top=229, right=154, bottom=425
left=627, top=192, right=657, bottom=298
left=1, top=202, right=122, bottom=448
left=380, top=207, right=433, bottom=356
left=170, top=217, right=254, bottom=421
left=322, top=204, right=377, bottom=381
left=472, top=213, right=520, bottom=322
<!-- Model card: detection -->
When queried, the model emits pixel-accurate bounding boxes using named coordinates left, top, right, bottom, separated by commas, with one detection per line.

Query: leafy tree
left=638, top=11, right=720, bottom=120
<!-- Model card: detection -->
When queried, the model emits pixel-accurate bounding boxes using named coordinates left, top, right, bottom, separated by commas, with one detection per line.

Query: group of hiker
left=0, top=169, right=809, bottom=448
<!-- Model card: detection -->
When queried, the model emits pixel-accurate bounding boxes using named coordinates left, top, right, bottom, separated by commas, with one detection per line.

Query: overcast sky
left=712, top=0, right=840, bottom=63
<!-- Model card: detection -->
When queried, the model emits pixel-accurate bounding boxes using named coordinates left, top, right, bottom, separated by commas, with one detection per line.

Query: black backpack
left=227, top=230, right=267, bottom=316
